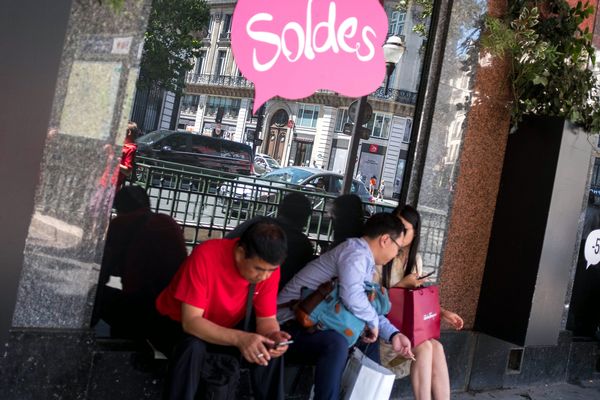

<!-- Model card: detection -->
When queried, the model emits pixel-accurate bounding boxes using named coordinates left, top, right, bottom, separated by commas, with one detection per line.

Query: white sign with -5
left=584, top=229, right=600, bottom=269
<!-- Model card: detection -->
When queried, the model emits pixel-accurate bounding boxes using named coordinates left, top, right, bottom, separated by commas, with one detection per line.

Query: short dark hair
left=331, top=194, right=365, bottom=246
left=238, top=221, right=287, bottom=265
left=279, top=192, right=312, bottom=228
left=114, top=185, right=150, bottom=213
left=363, top=212, right=405, bottom=239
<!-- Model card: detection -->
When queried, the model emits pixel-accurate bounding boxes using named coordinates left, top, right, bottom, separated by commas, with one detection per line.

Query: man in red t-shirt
left=156, top=221, right=290, bottom=400
left=116, top=121, right=139, bottom=189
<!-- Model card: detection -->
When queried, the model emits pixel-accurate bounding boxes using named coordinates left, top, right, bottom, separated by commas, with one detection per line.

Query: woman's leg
left=410, top=340, right=433, bottom=400
left=430, top=339, right=450, bottom=400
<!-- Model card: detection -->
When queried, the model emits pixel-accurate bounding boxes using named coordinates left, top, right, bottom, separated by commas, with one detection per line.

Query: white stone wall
left=234, top=98, right=251, bottom=142
left=381, top=116, right=410, bottom=197
left=158, top=91, right=177, bottom=130
left=193, top=94, right=208, bottom=133
left=311, top=106, right=336, bottom=169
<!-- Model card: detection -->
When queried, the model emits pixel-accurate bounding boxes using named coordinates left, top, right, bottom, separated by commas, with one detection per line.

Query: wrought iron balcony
left=185, top=73, right=417, bottom=106
left=186, top=73, right=254, bottom=88
left=371, top=87, right=418, bottom=105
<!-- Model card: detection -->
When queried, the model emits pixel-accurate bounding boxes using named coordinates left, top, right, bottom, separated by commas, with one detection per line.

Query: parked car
left=259, top=167, right=373, bottom=202
left=136, top=130, right=254, bottom=175
left=254, top=153, right=281, bottom=175
left=218, top=167, right=375, bottom=222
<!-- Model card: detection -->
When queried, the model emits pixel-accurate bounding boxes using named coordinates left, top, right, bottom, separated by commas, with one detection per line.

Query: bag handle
left=243, top=283, right=256, bottom=332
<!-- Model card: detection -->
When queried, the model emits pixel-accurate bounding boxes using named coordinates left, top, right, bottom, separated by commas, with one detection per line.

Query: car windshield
left=263, top=156, right=280, bottom=168
left=263, top=168, right=313, bottom=184
left=137, top=130, right=172, bottom=144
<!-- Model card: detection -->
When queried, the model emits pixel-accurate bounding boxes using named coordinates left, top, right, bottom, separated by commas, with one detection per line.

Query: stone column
left=404, top=0, right=512, bottom=328
left=193, top=94, right=208, bottom=133
left=235, top=98, right=251, bottom=142
left=381, top=116, right=409, bottom=198
left=311, top=106, right=335, bottom=169
left=11, top=0, right=152, bottom=330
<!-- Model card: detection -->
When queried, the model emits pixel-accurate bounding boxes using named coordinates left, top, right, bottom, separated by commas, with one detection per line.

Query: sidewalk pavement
left=450, top=380, right=600, bottom=400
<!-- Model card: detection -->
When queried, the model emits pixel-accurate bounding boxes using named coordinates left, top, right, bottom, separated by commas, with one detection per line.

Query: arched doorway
left=264, top=109, right=289, bottom=163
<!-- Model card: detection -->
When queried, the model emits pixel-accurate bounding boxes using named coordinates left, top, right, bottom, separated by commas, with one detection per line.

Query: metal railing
left=185, top=73, right=254, bottom=88
left=417, top=206, right=448, bottom=281
left=372, top=87, right=418, bottom=105
left=129, top=158, right=446, bottom=281
left=132, top=157, right=395, bottom=252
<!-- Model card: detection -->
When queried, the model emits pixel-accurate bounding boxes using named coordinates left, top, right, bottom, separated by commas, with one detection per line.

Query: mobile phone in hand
left=417, top=270, right=435, bottom=280
left=276, top=340, right=294, bottom=347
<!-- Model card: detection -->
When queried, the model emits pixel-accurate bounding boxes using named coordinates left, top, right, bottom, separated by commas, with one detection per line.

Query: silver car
left=253, top=153, right=281, bottom=175
left=218, top=166, right=375, bottom=219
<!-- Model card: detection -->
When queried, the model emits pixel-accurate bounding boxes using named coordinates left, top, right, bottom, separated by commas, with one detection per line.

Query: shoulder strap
left=243, top=283, right=256, bottom=332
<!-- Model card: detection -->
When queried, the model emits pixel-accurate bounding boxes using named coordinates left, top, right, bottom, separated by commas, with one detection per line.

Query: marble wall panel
left=11, top=0, right=152, bottom=329
left=415, top=0, right=513, bottom=328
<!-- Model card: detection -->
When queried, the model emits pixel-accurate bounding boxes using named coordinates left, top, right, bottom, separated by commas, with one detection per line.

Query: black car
left=136, top=130, right=254, bottom=175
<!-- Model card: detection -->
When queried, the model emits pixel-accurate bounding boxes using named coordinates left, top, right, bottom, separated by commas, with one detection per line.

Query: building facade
left=177, top=0, right=423, bottom=199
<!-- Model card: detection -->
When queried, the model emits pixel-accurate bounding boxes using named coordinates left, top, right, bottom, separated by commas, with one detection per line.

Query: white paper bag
left=340, top=348, right=395, bottom=400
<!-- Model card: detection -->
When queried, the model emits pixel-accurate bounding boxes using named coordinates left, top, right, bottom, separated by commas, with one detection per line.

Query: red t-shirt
left=120, top=143, right=137, bottom=170
left=156, top=238, right=279, bottom=328
left=117, top=142, right=137, bottom=189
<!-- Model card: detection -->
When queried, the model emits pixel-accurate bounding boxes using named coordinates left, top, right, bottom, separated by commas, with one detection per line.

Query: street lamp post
left=383, top=35, right=406, bottom=93
left=341, top=35, right=406, bottom=195
left=252, top=104, right=266, bottom=156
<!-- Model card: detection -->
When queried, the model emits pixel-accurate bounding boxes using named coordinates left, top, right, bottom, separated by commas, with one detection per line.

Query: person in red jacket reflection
left=116, top=121, right=140, bottom=189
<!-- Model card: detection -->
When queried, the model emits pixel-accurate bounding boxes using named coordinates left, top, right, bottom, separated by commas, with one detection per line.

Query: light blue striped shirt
left=277, top=237, right=399, bottom=341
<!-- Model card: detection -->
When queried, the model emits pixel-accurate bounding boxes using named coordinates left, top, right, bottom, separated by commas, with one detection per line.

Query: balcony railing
left=186, top=73, right=254, bottom=88
left=185, top=73, right=418, bottom=105
left=372, top=87, right=418, bottom=105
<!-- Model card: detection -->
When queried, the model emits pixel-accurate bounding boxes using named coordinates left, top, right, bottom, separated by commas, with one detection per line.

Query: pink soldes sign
left=231, top=0, right=389, bottom=114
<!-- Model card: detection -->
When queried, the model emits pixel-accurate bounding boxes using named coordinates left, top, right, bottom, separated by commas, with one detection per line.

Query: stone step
left=88, top=340, right=318, bottom=400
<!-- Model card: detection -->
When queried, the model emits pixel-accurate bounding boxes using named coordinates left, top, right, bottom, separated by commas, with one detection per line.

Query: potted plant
left=483, top=0, right=600, bottom=133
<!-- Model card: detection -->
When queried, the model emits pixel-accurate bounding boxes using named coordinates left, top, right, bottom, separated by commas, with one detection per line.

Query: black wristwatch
left=389, top=331, right=401, bottom=343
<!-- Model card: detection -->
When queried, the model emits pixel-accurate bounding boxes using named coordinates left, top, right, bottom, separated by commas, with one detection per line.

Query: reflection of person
left=89, top=143, right=119, bottom=232
left=226, top=192, right=315, bottom=290
left=278, top=213, right=414, bottom=400
left=93, top=186, right=187, bottom=345
left=369, top=176, right=377, bottom=196
left=116, top=121, right=140, bottom=189
left=211, top=126, right=223, bottom=138
left=314, top=177, right=326, bottom=190
left=375, top=205, right=463, bottom=399
left=330, top=194, right=365, bottom=249
left=156, top=221, right=290, bottom=400
left=355, top=171, right=365, bottom=184
left=377, top=179, right=386, bottom=200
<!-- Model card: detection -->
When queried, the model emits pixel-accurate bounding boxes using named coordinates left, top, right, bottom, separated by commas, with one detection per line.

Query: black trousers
left=162, top=334, right=285, bottom=400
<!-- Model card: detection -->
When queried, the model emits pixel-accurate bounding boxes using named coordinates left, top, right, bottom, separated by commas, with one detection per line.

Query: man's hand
left=361, top=326, right=379, bottom=343
left=265, top=331, right=292, bottom=358
left=392, top=332, right=414, bottom=360
left=235, top=332, right=275, bottom=366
